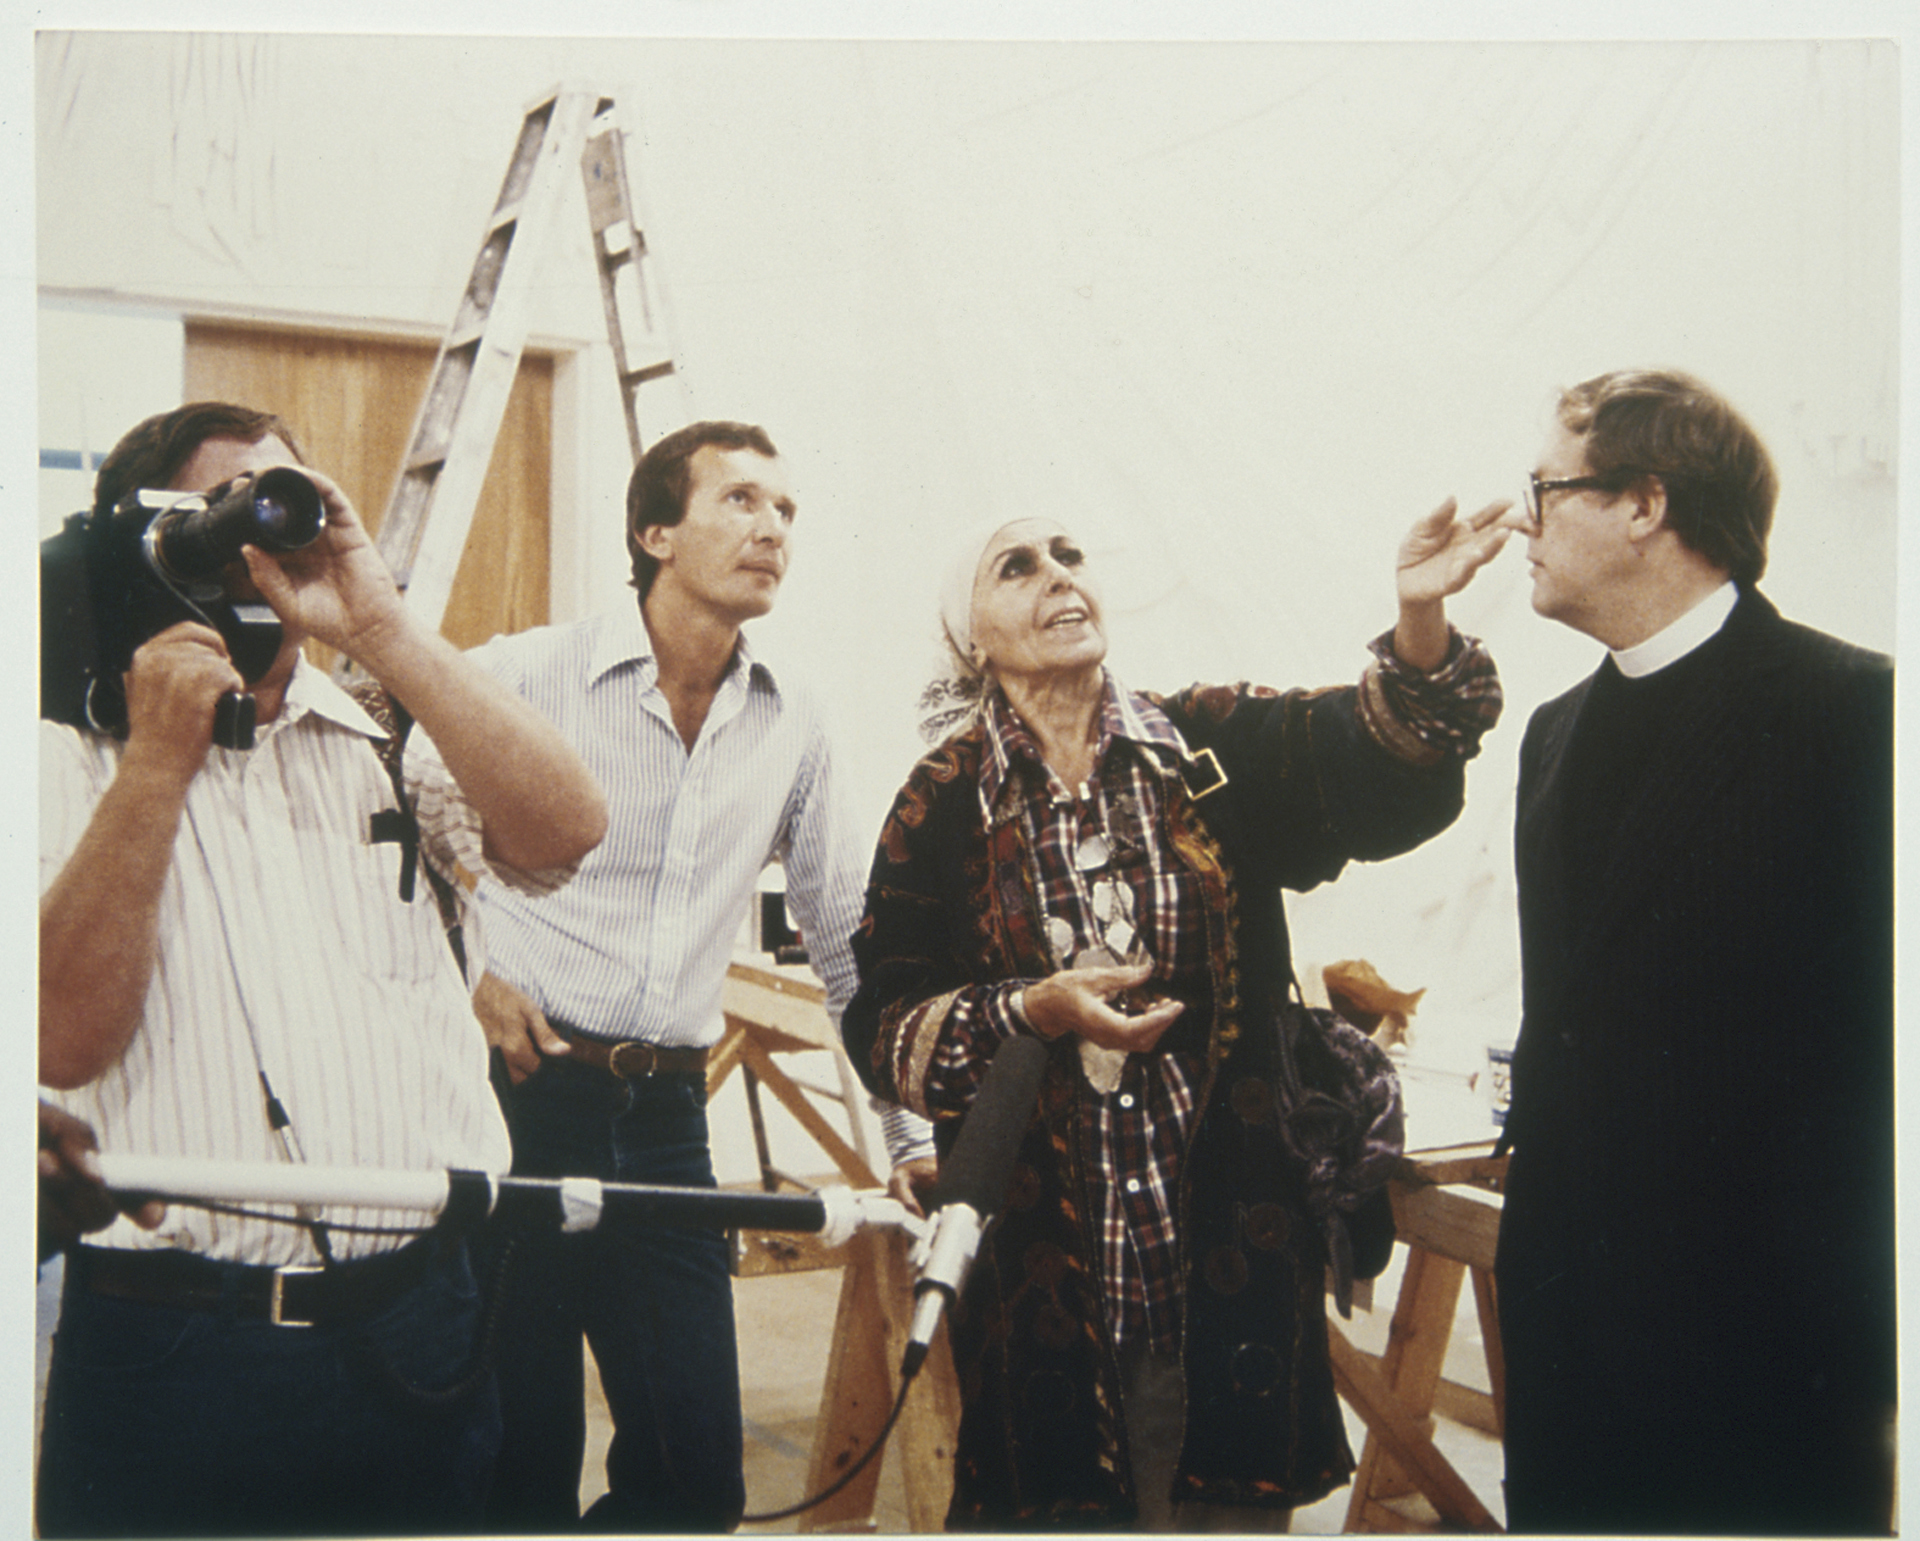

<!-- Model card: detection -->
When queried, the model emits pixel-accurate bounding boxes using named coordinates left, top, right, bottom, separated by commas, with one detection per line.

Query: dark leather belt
left=71, top=1237, right=441, bottom=1328
left=558, top=1027, right=707, bottom=1080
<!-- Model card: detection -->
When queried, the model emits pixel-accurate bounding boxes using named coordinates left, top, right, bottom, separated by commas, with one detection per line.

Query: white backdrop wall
left=34, top=29, right=1900, bottom=1114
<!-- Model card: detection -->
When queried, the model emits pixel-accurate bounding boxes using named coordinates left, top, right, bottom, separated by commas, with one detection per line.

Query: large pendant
left=1070, top=945, right=1130, bottom=1093
left=1079, top=1040, right=1129, bottom=1095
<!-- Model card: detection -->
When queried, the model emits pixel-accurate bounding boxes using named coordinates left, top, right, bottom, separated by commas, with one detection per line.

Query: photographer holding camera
left=37, top=402, right=607, bottom=1538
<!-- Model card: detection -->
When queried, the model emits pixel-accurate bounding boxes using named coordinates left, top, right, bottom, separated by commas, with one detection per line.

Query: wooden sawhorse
left=711, top=962, right=961, bottom=1531
left=1330, top=1144, right=1508, bottom=1532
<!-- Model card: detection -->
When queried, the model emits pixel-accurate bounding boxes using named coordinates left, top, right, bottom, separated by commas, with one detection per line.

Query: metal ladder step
left=360, top=86, right=683, bottom=649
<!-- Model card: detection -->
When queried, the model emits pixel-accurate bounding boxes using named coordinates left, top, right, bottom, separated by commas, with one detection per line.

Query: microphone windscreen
left=929, top=1033, right=1049, bottom=1219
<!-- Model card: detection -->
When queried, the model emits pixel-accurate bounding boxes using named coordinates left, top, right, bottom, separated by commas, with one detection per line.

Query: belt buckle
left=269, top=1264, right=325, bottom=1327
left=608, top=1041, right=659, bottom=1078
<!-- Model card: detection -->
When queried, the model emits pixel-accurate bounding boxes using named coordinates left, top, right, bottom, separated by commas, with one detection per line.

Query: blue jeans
left=482, top=1056, right=743, bottom=1533
left=36, top=1234, right=499, bottom=1538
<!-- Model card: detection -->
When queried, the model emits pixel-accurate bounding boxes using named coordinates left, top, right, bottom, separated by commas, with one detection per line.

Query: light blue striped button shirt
left=467, top=603, right=866, bottom=1047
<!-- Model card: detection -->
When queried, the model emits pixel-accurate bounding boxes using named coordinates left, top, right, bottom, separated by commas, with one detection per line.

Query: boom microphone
left=902, top=1032, right=1050, bottom=1377
left=92, top=1154, right=921, bottom=1247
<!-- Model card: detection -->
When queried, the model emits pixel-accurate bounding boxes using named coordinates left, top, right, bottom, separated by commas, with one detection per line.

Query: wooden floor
left=576, top=1265, right=916, bottom=1530
left=35, top=1238, right=1503, bottom=1534
left=577, top=1247, right=1506, bottom=1533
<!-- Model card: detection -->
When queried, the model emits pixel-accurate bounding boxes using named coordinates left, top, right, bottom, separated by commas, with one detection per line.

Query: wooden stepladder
left=578, top=105, right=680, bottom=466
left=374, top=86, right=684, bottom=635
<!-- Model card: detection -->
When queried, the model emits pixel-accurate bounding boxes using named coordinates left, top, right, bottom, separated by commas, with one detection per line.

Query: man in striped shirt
left=38, top=401, right=608, bottom=1538
left=467, top=421, right=877, bottom=1532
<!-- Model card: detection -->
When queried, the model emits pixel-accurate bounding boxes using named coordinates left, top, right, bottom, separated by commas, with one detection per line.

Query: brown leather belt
left=71, top=1238, right=441, bottom=1328
left=558, top=1028, right=707, bottom=1080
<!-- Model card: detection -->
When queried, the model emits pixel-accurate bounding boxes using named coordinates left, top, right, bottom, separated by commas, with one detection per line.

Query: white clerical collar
left=1611, top=582, right=1738, bottom=679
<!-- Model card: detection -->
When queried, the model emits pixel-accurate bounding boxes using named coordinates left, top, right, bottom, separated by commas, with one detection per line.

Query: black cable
left=126, top=1196, right=428, bottom=1239
left=350, top=1228, right=520, bottom=1411
left=738, top=1357, right=918, bottom=1525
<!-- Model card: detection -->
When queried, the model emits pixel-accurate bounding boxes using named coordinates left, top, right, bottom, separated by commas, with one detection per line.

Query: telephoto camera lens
left=149, top=466, right=326, bottom=583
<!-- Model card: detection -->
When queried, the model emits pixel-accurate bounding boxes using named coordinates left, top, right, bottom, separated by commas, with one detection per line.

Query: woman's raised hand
left=1392, top=496, right=1514, bottom=669
left=1396, top=496, right=1513, bottom=607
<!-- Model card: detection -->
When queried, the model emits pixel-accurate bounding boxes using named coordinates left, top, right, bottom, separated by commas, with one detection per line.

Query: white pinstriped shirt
left=466, top=603, right=866, bottom=1046
left=39, top=656, right=568, bottom=1265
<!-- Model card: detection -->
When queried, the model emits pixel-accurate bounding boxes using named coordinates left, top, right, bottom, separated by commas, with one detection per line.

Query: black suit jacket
left=1495, top=589, right=1894, bottom=1531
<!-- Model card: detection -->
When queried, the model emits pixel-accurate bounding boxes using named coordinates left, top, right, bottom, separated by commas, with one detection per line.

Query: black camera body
left=41, top=468, right=326, bottom=750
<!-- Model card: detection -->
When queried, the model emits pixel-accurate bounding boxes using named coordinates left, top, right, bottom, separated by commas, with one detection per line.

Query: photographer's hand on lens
left=236, top=467, right=414, bottom=671
left=1021, top=960, right=1184, bottom=1052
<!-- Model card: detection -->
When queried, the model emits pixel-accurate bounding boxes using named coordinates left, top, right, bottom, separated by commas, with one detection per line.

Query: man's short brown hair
left=92, top=402, right=307, bottom=517
left=1558, top=369, right=1776, bottom=587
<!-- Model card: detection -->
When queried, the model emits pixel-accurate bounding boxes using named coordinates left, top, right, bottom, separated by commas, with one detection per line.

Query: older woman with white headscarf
left=843, top=499, right=1509, bottom=1531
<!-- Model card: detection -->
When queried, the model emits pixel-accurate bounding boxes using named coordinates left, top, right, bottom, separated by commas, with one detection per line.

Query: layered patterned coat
left=844, top=675, right=1478, bottom=1527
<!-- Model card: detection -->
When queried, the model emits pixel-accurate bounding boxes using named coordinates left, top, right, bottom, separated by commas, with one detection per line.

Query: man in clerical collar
left=1491, top=369, right=1895, bottom=1535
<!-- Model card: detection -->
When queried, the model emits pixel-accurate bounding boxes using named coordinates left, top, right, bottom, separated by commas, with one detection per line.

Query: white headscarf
left=937, top=516, right=1026, bottom=669
left=920, top=516, right=1027, bottom=742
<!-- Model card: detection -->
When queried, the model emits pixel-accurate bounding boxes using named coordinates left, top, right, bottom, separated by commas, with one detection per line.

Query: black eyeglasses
left=1523, top=470, right=1638, bottom=527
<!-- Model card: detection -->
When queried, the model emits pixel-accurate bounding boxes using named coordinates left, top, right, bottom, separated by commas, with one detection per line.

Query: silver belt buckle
left=269, top=1264, right=325, bottom=1327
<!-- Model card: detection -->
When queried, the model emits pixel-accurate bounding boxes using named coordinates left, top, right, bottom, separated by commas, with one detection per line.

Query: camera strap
left=180, top=800, right=337, bottom=1267
left=349, top=681, right=468, bottom=976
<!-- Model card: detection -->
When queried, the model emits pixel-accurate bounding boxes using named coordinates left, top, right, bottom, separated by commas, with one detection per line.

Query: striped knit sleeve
left=1357, top=626, right=1503, bottom=766
left=877, top=1100, right=938, bottom=1168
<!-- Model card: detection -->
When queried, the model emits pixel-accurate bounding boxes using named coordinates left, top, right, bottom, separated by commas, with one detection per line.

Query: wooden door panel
left=184, top=321, right=551, bottom=652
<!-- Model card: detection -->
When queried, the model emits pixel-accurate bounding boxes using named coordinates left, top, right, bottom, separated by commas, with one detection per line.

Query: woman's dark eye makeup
left=996, top=538, right=1083, bottom=579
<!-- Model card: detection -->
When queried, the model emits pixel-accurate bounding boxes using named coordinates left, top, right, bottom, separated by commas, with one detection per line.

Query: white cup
left=1484, top=1044, right=1514, bottom=1127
